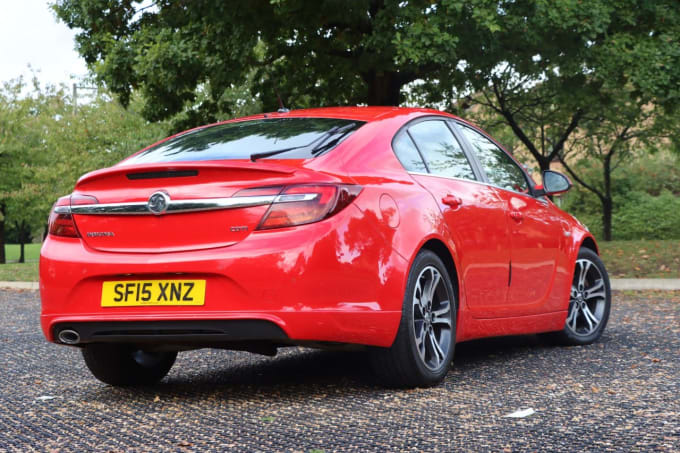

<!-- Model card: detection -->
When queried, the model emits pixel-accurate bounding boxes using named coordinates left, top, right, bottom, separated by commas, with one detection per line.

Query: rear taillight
left=47, top=194, right=98, bottom=238
left=256, top=184, right=362, bottom=230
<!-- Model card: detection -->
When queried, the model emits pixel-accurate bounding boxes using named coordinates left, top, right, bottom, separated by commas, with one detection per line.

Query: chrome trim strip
left=54, top=206, right=72, bottom=214
left=408, top=171, right=544, bottom=201
left=65, top=193, right=318, bottom=215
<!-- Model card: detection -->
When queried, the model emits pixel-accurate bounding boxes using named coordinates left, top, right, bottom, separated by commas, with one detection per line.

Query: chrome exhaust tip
left=58, top=329, right=80, bottom=345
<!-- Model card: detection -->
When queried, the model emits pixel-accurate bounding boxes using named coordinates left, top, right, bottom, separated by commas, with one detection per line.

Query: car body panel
left=40, top=106, right=598, bottom=350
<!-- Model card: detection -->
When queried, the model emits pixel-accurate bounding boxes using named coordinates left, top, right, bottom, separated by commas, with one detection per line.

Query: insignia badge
left=148, top=191, right=170, bottom=215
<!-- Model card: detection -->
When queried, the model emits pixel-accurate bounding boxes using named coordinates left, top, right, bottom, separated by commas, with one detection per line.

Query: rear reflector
left=257, top=184, right=362, bottom=230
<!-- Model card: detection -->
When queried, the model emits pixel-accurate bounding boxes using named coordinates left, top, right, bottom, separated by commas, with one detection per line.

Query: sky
left=0, top=0, right=88, bottom=88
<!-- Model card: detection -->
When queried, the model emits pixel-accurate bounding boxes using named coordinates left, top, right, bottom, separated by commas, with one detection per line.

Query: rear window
left=124, top=118, right=364, bottom=164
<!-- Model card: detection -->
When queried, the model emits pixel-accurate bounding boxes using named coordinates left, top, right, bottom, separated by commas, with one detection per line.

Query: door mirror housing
left=538, top=170, right=572, bottom=196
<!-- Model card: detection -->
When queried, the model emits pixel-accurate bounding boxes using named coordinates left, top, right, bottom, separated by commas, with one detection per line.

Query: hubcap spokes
left=413, top=266, right=452, bottom=371
left=567, top=259, right=607, bottom=337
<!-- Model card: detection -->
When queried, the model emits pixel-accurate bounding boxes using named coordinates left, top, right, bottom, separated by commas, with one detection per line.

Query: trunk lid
left=71, top=161, right=335, bottom=253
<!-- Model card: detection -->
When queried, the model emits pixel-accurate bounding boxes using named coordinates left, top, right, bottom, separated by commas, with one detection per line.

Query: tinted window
left=392, top=132, right=427, bottom=172
left=124, top=118, right=364, bottom=164
left=408, top=121, right=476, bottom=180
left=460, top=125, right=529, bottom=193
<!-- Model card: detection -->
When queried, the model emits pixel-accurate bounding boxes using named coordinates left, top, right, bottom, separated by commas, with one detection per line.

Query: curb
left=2, top=279, right=680, bottom=291
left=0, top=282, right=39, bottom=290
left=610, top=279, right=680, bottom=291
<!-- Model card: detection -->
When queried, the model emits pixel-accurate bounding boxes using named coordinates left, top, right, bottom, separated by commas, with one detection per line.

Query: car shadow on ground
left=81, top=333, right=583, bottom=401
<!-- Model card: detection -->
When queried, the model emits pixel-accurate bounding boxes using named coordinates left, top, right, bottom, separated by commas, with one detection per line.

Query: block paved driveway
left=1, top=290, right=678, bottom=452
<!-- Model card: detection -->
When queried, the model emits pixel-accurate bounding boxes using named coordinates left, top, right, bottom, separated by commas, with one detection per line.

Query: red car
left=40, top=107, right=611, bottom=387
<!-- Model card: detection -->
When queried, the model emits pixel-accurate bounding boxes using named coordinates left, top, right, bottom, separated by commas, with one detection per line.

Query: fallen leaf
left=591, top=385, right=600, bottom=393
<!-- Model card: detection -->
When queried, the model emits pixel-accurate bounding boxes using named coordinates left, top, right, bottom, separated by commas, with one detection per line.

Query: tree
left=558, top=89, right=679, bottom=241
left=0, top=79, right=34, bottom=264
left=54, top=1, right=680, bottom=140
left=412, top=1, right=679, bottom=173
left=52, top=0, right=461, bottom=129
left=0, top=78, right=167, bottom=262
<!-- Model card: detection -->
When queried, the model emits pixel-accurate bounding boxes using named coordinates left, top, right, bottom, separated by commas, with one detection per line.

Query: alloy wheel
left=412, top=266, right=453, bottom=371
left=566, top=258, right=607, bottom=337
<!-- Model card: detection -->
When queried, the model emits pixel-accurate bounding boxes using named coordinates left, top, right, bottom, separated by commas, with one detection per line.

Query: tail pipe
left=57, top=329, right=81, bottom=345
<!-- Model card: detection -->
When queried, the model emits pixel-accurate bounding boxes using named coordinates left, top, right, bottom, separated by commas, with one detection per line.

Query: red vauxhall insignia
left=40, top=107, right=611, bottom=387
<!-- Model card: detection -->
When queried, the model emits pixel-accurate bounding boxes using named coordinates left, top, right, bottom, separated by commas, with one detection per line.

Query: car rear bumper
left=40, top=206, right=407, bottom=347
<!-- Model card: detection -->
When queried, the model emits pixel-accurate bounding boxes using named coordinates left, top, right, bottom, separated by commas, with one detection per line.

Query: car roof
left=230, top=106, right=460, bottom=123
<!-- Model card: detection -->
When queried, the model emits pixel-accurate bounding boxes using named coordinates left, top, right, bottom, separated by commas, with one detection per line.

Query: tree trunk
left=602, top=197, right=613, bottom=241
left=537, top=156, right=552, bottom=173
left=16, top=220, right=30, bottom=264
left=602, top=153, right=613, bottom=241
left=365, top=71, right=403, bottom=106
left=0, top=203, right=5, bottom=264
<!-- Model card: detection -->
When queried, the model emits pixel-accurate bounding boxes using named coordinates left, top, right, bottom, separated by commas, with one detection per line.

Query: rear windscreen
left=123, top=118, right=365, bottom=164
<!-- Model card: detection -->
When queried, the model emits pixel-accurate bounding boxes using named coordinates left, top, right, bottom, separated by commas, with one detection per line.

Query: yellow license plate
left=101, top=280, right=206, bottom=307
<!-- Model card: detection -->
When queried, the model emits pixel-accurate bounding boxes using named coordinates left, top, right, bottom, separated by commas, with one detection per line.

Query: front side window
left=123, top=118, right=364, bottom=164
left=407, top=120, right=476, bottom=180
left=459, top=125, right=529, bottom=193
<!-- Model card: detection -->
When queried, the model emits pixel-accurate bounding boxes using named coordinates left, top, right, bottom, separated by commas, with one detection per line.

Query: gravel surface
left=1, top=290, right=678, bottom=452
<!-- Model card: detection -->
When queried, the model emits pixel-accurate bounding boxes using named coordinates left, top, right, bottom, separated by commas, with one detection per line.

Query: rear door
left=396, top=119, right=511, bottom=311
left=457, top=123, right=564, bottom=316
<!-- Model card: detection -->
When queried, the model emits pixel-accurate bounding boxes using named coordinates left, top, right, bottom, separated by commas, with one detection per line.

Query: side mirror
left=540, top=170, right=572, bottom=196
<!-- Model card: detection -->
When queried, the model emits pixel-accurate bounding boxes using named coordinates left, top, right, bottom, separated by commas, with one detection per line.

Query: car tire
left=81, top=344, right=177, bottom=386
left=371, top=250, right=456, bottom=388
left=549, top=247, right=611, bottom=346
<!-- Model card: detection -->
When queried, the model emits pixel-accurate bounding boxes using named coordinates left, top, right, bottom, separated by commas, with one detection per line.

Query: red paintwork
left=40, top=106, right=597, bottom=347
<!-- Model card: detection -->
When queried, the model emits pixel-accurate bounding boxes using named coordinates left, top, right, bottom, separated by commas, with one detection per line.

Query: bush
left=612, top=190, right=680, bottom=240
left=560, top=151, right=680, bottom=240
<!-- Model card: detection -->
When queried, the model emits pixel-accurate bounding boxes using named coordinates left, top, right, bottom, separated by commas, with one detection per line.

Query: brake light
left=47, top=194, right=98, bottom=238
left=257, top=184, right=362, bottom=230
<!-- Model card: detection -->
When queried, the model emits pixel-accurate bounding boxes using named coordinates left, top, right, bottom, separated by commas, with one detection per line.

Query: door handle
left=510, top=211, right=523, bottom=222
left=442, top=195, right=462, bottom=208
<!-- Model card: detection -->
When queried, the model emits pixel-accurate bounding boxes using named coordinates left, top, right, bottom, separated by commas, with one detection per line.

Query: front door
left=458, top=123, right=562, bottom=316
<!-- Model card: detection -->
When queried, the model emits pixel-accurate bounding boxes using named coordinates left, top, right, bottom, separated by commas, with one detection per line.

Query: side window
left=459, top=125, right=529, bottom=193
left=392, top=132, right=427, bottom=172
left=407, top=120, right=476, bottom=180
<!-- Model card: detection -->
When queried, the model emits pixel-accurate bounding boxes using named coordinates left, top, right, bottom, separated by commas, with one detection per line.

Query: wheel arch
left=580, top=236, right=599, bottom=255
left=419, top=238, right=460, bottom=311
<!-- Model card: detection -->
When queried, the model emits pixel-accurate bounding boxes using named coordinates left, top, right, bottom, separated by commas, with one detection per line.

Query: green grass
left=4, top=243, right=41, bottom=262
left=0, top=244, right=41, bottom=282
left=0, top=262, right=39, bottom=281
left=0, top=240, right=677, bottom=282
left=599, top=239, right=680, bottom=278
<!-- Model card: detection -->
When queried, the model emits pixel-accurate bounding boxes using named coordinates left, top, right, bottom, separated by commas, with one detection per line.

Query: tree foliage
left=54, top=0, right=680, bottom=136
left=0, top=78, right=166, bottom=262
